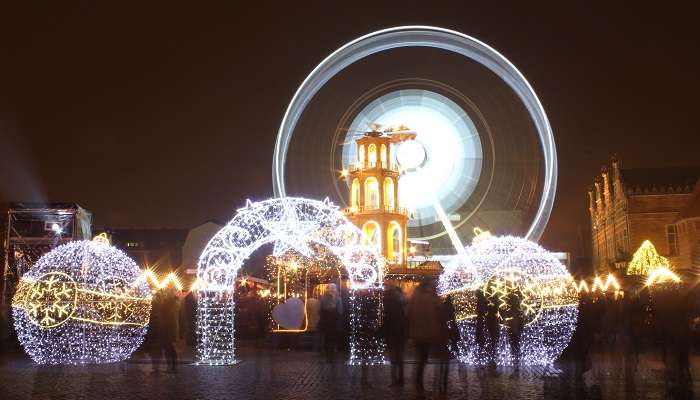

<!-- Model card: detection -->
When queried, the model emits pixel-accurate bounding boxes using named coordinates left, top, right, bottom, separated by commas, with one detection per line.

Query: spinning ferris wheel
left=273, top=26, right=557, bottom=259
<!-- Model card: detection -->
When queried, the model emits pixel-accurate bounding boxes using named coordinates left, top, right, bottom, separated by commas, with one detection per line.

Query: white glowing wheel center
left=396, top=140, right=427, bottom=170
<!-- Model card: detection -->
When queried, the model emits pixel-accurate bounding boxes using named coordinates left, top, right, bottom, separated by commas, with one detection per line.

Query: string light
left=196, top=197, right=384, bottom=365
left=627, top=240, right=672, bottom=276
left=11, top=238, right=151, bottom=364
left=439, top=235, right=578, bottom=366
left=645, top=267, right=681, bottom=286
left=134, top=270, right=185, bottom=291
left=349, top=289, right=386, bottom=365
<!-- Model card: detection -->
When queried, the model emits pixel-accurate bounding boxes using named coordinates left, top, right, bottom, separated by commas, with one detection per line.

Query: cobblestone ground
left=1, top=347, right=699, bottom=400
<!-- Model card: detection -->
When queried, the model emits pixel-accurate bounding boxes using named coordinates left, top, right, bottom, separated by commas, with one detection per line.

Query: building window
left=364, top=177, right=379, bottom=210
left=358, top=145, right=365, bottom=165
left=380, top=144, right=387, bottom=168
left=666, top=225, right=679, bottom=256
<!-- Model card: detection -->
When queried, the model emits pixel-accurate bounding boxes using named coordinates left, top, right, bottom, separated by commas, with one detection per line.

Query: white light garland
left=197, top=197, right=384, bottom=365
left=12, top=239, right=151, bottom=364
left=439, top=234, right=578, bottom=366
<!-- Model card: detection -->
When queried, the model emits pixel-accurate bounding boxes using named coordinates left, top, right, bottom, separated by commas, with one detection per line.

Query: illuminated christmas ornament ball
left=12, top=239, right=151, bottom=364
left=439, top=234, right=578, bottom=366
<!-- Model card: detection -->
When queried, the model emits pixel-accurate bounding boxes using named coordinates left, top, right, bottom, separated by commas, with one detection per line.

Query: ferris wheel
left=273, top=26, right=556, bottom=257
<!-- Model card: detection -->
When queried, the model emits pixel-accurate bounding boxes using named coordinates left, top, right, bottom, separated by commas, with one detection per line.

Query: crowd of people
left=570, top=283, right=700, bottom=399
left=15, top=273, right=694, bottom=398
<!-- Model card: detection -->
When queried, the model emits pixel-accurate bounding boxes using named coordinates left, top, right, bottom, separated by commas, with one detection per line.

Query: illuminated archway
left=361, top=221, right=381, bottom=251
left=197, top=197, right=383, bottom=365
left=380, top=144, right=388, bottom=168
left=368, top=144, right=377, bottom=164
left=358, top=144, right=365, bottom=165
left=387, top=221, right=402, bottom=262
left=351, top=178, right=360, bottom=208
left=365, top=177, right=379, bottom=210
left=383, top=177, right=395, bottom=209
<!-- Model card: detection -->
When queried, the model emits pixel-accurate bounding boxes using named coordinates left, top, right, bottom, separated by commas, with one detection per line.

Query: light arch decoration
left=196, top=197, right=383, bottom=365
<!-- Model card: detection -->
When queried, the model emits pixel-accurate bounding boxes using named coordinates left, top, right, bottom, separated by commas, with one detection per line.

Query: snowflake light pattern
left=12, top=239, right=151, bottom=364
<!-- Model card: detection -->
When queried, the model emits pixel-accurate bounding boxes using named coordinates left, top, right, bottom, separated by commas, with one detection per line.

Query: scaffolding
left=1, top=202, right=92, bottom=304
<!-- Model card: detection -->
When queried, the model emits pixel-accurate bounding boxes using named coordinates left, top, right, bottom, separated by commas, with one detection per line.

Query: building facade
left=588, top=157, right=700, bottom=274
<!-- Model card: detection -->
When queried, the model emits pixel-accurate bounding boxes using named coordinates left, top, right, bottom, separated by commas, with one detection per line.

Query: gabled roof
left=621, top=166, right=700, bottom=195
left=675, top=178, right=700, bottom=222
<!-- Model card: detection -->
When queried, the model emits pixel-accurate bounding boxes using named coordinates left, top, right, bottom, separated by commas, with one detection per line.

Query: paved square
left=1, top=348, right=699, bottom=399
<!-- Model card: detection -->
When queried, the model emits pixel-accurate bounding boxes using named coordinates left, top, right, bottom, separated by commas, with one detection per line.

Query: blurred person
left=148, top=292, right=163, bottom=373
left=383, top=285, right=407, bottom=387
left=572, top=292, right=598, bottom=398
left=182, top=290, right=197, bottom=347
left=0, top=304, right=10, bottom=354
left=475, top=289, right=488, bottom=367
left=505, top=288, right=524, bottom=378
left=653, top=283, right=693, bottom=399
left=157, top=288, right=180, bottom=372
left=407, top=279, right=442, bottom=394
left=436, top=294, right=459, bottom=394
left=319, top=283, right=343, bottom=363
left=484, top=291, right=500, bottom=375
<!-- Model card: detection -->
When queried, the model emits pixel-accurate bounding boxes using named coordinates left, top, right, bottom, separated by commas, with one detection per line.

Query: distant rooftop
left=621, top=166, right=700, bottom=194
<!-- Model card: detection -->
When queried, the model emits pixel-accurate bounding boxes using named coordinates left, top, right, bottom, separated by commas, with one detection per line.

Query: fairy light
left=196, top=197, right=384, bottom=365
left=645, top=267, right=681, bottom=286
left=11, top=238, right=151, bottom=364
left=590, top=274, right=621, bottom=292
left=439, top=235, right=578, bottom=367
left=349, top=289, right=386, bottom=365
left=134, top=270, right=184, bottom=291
left=627, top=240, right=672, bottom=276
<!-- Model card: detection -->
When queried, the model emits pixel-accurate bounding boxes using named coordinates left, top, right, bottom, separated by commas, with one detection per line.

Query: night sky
left=0, top=3, right=698, bottom=261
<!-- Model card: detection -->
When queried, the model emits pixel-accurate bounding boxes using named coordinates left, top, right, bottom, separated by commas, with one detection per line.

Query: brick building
left=588, top=157, right=700, bottom=274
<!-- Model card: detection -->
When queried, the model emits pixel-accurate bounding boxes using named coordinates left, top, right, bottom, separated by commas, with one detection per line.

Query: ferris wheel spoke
left=428, top=192, right=467, bottom=261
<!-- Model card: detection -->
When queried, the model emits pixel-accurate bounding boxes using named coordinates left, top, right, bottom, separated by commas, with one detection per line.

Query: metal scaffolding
left=1, top=202, right=92, bottom=304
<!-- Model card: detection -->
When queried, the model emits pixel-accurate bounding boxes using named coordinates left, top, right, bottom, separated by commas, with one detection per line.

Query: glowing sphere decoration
left=12, top=240, right=151, bottom=364
left=439, top=234, right=578, bottom=366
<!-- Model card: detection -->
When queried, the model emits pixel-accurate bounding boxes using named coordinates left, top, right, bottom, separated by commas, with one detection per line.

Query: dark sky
left=0, top=2, right=698, bottom=260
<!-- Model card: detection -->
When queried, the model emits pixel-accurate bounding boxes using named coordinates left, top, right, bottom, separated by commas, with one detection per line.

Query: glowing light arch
left=273, top=25, right=557, bottom=241
left=196, top=197, right=383, bottom=365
